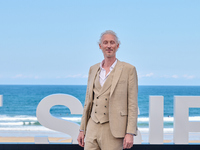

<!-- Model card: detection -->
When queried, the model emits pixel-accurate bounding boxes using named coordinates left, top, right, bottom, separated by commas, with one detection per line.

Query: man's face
left=99, top=34, right=119, bottom=59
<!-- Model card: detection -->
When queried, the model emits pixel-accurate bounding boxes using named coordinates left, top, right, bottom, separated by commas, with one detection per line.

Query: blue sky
left=0, top=0, right=199, bottom=85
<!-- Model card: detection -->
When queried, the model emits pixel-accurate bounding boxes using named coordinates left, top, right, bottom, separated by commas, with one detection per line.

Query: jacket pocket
left=120, top=111, right=128, bottom=116
left=117, top=80, right=126, bottom=84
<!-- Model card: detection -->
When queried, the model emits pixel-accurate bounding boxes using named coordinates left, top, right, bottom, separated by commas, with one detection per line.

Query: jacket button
left=105, top=98, right=107, bottom=100
left=97, top=97, right=99, bottom=99
left=96, top=104, right=98, bottom=106
left=105, top=106, right=106, bottom=108
left=95, top=112, right=97, bottom=113
left=104, top=113, right=106, bottom=115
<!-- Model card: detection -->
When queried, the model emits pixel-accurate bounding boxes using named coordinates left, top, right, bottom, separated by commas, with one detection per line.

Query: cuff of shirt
left=126, top=133, right=136, bottom=136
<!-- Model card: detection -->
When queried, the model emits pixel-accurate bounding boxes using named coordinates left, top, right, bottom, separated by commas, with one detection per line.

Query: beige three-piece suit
left=80, top=60, right=138, bottom=150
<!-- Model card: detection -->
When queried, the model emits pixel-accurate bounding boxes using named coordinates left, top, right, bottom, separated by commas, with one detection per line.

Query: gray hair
left=98, top=30, right=120, bottom=45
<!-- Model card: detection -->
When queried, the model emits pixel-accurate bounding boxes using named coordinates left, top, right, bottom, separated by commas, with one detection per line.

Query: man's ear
left=117, top=43, right=119, bottom=48
left=99, top=43, right=102, bottom=49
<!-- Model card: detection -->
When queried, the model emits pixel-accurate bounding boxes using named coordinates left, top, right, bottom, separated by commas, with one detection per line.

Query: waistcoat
left=91, top=67, right=115, bottom=124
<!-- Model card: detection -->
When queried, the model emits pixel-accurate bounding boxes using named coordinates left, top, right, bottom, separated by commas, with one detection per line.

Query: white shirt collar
left=99, top=59, right=118, bottom=87
left=100, top=59, right=118, bottom=70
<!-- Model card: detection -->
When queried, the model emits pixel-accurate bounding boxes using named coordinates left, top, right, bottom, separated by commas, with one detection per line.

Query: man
left=77, top=30, right=138, bottom=150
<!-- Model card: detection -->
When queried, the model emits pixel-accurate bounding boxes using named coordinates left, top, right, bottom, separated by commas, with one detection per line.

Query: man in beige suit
left=77, top=30, right=138, bottom=150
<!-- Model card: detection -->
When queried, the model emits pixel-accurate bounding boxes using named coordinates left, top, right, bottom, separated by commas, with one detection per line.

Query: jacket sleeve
left=126, top=66, right=138, bottom=135
left=80, top=67, right=91, bottom=131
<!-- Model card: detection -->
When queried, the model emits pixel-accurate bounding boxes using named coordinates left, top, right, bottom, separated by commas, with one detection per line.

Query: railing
left=0, top=144, right=200, bottom=150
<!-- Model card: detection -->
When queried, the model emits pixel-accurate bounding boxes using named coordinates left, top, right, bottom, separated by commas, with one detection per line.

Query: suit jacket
left=80, top=60, right=138, bottom=138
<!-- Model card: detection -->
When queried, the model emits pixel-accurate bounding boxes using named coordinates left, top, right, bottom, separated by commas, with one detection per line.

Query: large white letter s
left=36, top=94, right=83, bottom=144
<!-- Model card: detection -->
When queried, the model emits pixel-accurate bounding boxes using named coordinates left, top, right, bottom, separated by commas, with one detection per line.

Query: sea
left=0, top=85, right=200, bottom=138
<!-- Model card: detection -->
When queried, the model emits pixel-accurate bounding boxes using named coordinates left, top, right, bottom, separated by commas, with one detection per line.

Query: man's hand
left=123, top=134, right=134, bottom=149
left=77, top=131, right=85, bottom=147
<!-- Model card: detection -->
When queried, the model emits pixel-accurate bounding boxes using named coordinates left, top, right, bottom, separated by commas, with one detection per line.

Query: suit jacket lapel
left=110, top=61, right=123, bottom=97
left=89, top=64, right=100, bottom=101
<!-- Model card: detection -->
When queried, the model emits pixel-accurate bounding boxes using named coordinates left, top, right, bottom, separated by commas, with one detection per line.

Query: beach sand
left=0, top=130, right=72, bottom=144
left=140, top=132, right=200, bottom=144
left=0, top=137, right=72, bottom=143
left=0, top=136, right=199, bottom=144
left=0, top=132, right=200, bottom=144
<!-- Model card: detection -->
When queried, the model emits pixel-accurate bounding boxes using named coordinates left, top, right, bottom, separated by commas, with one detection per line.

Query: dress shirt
left=99, top=59, right=118, bottom=87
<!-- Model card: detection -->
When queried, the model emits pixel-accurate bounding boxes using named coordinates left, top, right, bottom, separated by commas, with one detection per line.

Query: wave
left=0, top=115, right=199, bottom=124
left=0, top=126, right=55, bottom=131
left=0, top=115, right=37, bottom=121
left=138, top=128, right=174, bottom=133
left=0, top=121, right=38, bottom=126
left=0, top=115, right=193, bottom=133
left=0, top=126, right=174, bottom=133
left=138, top=116, right=200, bottom=122
left=137, top=117, right=174, bottom=122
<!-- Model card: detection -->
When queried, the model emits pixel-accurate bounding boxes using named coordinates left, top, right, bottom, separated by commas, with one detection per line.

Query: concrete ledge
left=0, top=144, right=200, bottom=150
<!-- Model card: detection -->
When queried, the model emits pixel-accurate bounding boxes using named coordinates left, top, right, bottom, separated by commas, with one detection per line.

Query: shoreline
left=0, top=130, right=200, bottom=144
left=0, top=137, right=72, bottom=143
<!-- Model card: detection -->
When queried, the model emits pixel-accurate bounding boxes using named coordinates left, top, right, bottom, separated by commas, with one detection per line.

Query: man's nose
left=107, top=43, right=111, bottom=47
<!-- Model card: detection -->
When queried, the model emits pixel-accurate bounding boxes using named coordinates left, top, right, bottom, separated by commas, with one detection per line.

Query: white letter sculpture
left=174, top=96, right=200, bottom=144
left=36, top=94, right=83, bottom=144
left=0, top=95, right=2, bottom=107
left=149, top=96, right=164, bottom=144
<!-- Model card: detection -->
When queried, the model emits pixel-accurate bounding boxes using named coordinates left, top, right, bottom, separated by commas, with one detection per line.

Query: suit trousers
left=84, top=118, right=123, bottom=150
